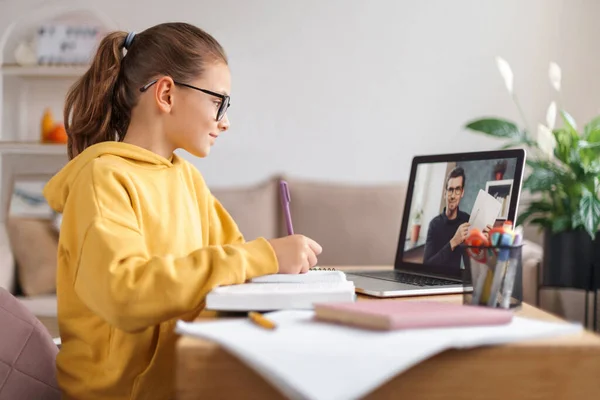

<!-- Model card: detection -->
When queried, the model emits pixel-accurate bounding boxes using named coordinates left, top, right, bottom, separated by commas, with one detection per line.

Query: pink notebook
left=313, top=300, right=513, bottom=331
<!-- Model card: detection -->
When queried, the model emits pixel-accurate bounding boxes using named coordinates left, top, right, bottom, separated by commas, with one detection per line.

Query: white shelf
left=0, top=142, right=67, bottom=155
left=1, top=65, right=88, bottom=77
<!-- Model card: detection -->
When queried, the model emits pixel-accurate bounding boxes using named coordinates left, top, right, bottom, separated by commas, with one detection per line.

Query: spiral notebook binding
left=309, top=267, right=337, bottom=271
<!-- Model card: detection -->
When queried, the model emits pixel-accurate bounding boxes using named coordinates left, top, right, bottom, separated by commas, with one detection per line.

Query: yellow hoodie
left=43, top=142, right=279, bottom=400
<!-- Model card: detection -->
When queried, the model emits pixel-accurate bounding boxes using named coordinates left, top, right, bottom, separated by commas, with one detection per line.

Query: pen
left=280, top=180, right=294, bottom=235
left=465, top=229, right=489, bottom=305
left=248, top=311, right=277, bottom=330
left=500, top=226, right=523, bottom=309
left=487, top=231, right=514, bottom=307
left=471, top=265, right=487, bottom=305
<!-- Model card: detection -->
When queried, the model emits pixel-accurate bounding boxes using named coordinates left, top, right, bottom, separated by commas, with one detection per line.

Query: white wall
left=1, top=0, right=599, bottom=188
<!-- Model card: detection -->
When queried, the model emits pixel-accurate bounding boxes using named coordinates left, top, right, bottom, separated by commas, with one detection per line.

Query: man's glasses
left=139, top=79, right=231, bottom=121
left=447, top=186, right=463, bottom=196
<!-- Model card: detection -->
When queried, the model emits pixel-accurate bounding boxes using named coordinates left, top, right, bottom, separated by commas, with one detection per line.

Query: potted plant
left=411, top=208, right=423, bottom=243
left=464, top=57, right=600, bottom=290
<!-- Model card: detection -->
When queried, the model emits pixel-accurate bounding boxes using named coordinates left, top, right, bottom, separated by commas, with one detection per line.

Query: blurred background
left=2, top=0, right=599, bottom=186
left=0, top=0, right=598, bottom=330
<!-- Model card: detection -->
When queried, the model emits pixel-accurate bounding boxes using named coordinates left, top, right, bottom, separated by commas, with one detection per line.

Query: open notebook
left=205, top=269, right=356, bottom=311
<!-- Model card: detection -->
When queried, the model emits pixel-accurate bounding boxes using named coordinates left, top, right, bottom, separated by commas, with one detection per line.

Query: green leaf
left=499, top=141, right=524, bottom=150
left=517, top=208, right=543, bottom=227
left=526, top=159, right=543, bottom=169
left=585, top=160, right=600, bottom=175
left=529, top=217, right=553, bottom=228
left=569, top=148, right=586, bottom=178
left=578, top=140, right=600, bottom=149
left=583, top=115, right=600, bottom=139
left=551, top=215, right=572, bottom=233
left=523, top=168, right=558, bottom=192
left=516, top=213, right=531, bottom=227
left=516, top=200, right=554, bottom=225
left=553, top=127, right=583, bottom=166
left=578, top=140, right=600, bottom=174
left=465, top=118, right=521, bottom=139
left=526, top=159, right=560, bottom=172
left=523, top=199, right=554, bottom=213
left=561, top=110, right=578, bottom=133
left=588, top=128, right=600, bottom=144
left=572, top=211, right=584, bottom=230
left=579, top=189, right=600, bottom=239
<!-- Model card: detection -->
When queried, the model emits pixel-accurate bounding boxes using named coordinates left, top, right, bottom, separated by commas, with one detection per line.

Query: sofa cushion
left=0, top=224, right=15, bottom=293
left=6, top=218, right=58, bottom=297
left=210, top=178, right=278, bottom=241
left=16, top=295, right=58, bottom=318
left=0, top=287, right=60, bottom=399
left=283, top=178, right=407, bottom=266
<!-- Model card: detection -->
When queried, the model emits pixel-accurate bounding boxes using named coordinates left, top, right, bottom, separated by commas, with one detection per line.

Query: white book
left=250, top=270, right=347, bottom=284
left=469, top=189, right=503, bottom=232
left=206, top=270, right=355, bottom=311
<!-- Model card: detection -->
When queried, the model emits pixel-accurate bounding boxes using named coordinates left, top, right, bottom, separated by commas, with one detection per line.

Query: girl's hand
left=268, top=235, right=323, bottom=274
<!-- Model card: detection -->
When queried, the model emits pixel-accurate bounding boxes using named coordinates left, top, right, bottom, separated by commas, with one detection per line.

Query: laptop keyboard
left=352, top=271, right=458, bottom=287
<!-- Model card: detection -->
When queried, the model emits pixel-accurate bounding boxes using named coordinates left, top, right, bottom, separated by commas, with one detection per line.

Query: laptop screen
left=397, top=150, right=525, bottom=279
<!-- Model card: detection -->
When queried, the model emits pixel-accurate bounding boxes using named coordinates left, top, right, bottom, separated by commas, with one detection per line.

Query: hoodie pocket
left=130, top=321, right=174, bottom=399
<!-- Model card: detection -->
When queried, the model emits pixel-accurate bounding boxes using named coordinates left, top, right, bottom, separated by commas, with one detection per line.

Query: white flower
left=495, top=56, right=514, bottom=95
left=549, top=62, right=562, bottom=92
left=537, top=123, right=556, bottom=159
left=546, top=101, right=557, bottom=131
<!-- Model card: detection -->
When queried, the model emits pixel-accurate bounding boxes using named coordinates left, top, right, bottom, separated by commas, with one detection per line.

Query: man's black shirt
left=423, top=207, right=470, bottom=268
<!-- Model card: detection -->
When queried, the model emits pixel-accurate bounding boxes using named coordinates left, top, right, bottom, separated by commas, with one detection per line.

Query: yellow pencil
left=248, top=312, right=277, bottom=330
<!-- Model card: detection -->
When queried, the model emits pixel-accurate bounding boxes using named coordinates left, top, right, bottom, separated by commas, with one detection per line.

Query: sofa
left=0, top=175, right=549, bottom=322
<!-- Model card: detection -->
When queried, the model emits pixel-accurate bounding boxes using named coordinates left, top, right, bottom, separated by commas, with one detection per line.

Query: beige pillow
left=6, top=217, right=58, bottom=296
left=210, top=178, right=279, bottom=241
left=282, top=178, right=407, bottom=266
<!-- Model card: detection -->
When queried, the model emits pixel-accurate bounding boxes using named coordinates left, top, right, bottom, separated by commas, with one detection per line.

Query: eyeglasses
left=446, top=186, right=463, bottom=196
left=139, top=79, right=231, bottom=121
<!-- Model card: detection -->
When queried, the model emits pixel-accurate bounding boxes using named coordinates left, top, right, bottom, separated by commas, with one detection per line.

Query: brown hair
left=446, top=166, right=466, bottom=189
left=63, top=22, right=228, bottom=159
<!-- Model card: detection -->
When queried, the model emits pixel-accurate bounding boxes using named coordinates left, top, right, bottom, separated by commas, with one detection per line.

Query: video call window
left=402, top=158, right=518, bottom=268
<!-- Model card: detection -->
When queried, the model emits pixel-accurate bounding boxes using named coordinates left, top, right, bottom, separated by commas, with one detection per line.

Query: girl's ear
left=153, top=77, right=175, bottom=113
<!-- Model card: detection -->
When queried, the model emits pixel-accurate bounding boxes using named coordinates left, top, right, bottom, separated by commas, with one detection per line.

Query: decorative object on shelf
left=40, top=108, right=67, bottom=143
left=36, top=23, right=101, bottom=65
left=493, top=159, right=507, bottom=180
left=10, top=182, right=54, bottom=219
left=13, top=40, right=37, bottom=66
left=0, top=5, right=117, bottom=144
left=464, top=57, right=600, bottom=330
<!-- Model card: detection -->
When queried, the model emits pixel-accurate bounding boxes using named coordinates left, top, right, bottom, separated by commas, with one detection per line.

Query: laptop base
left=346, top=271, right=465, bottom=298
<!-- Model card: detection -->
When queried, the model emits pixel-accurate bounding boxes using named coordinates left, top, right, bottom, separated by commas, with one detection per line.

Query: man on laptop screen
left=423, top=166, right=491, bottom=268
left=347, top=149, right=525, bottom=298
left=403, top=157, right=516, bottom=268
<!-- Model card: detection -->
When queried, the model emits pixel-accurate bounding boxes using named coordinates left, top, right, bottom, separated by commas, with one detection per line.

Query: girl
left=43, top=22, right=322, bottom=400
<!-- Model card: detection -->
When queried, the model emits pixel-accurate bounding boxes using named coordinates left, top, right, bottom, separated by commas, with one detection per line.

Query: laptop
left=346, top=149, right=526, bottom=297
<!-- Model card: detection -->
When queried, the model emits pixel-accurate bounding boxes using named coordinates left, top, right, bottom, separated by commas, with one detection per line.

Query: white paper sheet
left=176, top=310, right=582, bottom=400
left=469, top=189, right=503, bottom=231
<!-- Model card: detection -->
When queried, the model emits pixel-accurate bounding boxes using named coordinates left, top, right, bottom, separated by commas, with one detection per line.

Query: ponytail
left=64, top=31, right=128, bottom=159
left=63, top=23, right=228, bottom=160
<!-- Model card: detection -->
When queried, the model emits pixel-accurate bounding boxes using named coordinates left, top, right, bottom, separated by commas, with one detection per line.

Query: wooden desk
left=175, top=267, right=600, bottom=400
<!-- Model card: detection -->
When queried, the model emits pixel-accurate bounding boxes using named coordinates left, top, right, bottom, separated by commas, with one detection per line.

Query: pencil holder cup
left=460, top=244, right=523, bottom=310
